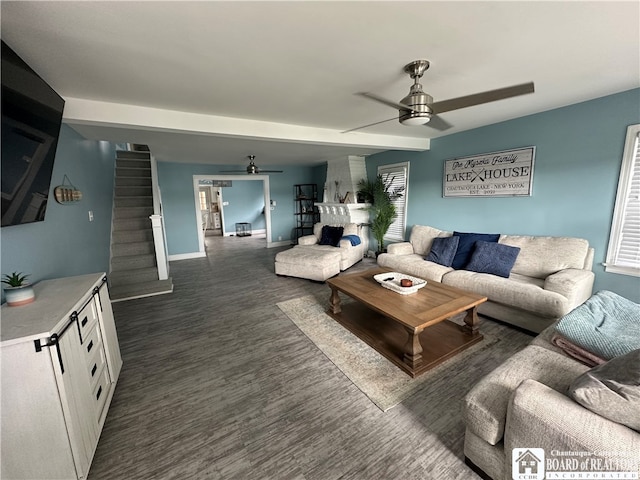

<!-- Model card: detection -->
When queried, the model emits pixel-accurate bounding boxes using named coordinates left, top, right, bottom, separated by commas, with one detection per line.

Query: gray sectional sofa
left=463, top=323, right=640, bottom=480
left=377, top=225, right=595, bottom=333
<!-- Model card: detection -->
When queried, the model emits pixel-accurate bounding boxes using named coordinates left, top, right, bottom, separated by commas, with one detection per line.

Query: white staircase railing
left=149, top=154, right=169, bottom=280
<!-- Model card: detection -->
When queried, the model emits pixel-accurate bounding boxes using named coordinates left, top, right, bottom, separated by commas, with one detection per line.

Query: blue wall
left=1, top=124, right=117, bottom=299
left=221, top=181, right=265, bottom=233
left=157, top=161, right=319, bottom=255
left=366, top=88, right=640, bottom=301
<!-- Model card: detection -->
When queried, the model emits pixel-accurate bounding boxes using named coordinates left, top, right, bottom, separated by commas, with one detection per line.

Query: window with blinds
left=605, top=124, right=640, bottom=276
left=378, top=162, right=409, bottom=241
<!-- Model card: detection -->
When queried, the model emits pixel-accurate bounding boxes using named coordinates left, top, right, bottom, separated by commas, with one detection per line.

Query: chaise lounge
left=275, top=223, right=365, bottom=281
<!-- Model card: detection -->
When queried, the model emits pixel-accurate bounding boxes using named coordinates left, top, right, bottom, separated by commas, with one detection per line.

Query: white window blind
left=378, top=162, right=409, bottom=241
left=605, top=125, right=640, bottom=276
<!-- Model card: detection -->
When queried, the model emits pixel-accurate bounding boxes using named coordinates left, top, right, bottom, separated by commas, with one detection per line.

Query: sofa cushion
left=500, top=235, right=590, bottom=278
left=409, top=225, right=452, bottom=256
left=442, top=269, right=570, bottom=317
left=555, top=290, right=640, bottom=360
left=464, top=345, right=589, bottom=445
left=568, top=349, right=640, bottom=431
left=319, top=225, right=344, bottom=246
left=465, top=241, right=521, bottom=278
left=425, top=236, right=459, bottom=267
left=451, top=232, right=500, bottom=270
left=377, top=253, right=453, bottom=282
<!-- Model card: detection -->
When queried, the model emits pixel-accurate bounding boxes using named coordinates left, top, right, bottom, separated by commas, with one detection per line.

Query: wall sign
left=443, top=146, right=535, bottom=197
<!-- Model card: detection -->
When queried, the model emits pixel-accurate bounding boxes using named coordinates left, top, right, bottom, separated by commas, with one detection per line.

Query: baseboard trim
left=268, top=240, right=291, bottom=248
left=111, top=287, right=174, bottom=303
left=168, top=252, right=207, bottom=261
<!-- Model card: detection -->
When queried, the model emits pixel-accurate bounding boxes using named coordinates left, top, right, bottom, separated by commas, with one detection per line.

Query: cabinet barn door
left=52, top=327, right=99, bottom=479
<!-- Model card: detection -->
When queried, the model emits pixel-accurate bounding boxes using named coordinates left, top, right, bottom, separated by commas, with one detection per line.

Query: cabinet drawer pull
left=81, top=316, right=88, bottom=327
left=87, top=340, right=94, bottom=353
left=91, top=363, right=97, bottom=376
left=96, top=386, right=102, bottom=400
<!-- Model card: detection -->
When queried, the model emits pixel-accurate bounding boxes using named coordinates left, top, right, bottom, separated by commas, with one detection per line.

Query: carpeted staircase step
left=109, top=278, right=173, bottom=302
left=116, top=176, right=152, bottom=187
left=116, top=158, right=151, bottom=169
left=109, top=267, right=159, bottom=286
left=114, top=168, right=152, bottom=180
left=112, top=240, right=155, bottom=257
left=113, top=217, right=152, bottom=231
left=112, top=228, right=153, bottom=244
left=115, top=186, right=153, bottom=197
left=116, top=150, right=151, bottom=160
left=113, top=206, right=154, bottom=219
left=115, top=196, right=153, bottom=208
left=111, top=253, right=156, bottom=271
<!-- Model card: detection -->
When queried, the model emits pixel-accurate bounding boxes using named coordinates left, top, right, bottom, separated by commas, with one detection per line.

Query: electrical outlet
left=88, top=211, right=94, bottom=222
left=278, top=236, right=282, bottom=241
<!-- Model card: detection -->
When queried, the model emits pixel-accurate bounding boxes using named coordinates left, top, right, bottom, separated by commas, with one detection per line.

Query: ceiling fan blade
left=430, top=82, right=534, bottom=115
left=258, top=170, right=283, bottom=173
left=342, top=116, right=398, bottom=134
left=424, top=114, right=453, bottom=131
left=357, top=92, right=418, bottom=113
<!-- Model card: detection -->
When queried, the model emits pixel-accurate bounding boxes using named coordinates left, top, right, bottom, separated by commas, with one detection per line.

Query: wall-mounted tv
left=1, top=40, right=65, bottom=227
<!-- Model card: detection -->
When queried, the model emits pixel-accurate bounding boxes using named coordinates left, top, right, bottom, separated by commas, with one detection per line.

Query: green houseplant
left=2, top=272, right=35, bottom=306
left=358, top=174, right=405, bottom=255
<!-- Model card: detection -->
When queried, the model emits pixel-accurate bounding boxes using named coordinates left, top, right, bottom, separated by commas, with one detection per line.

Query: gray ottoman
left=275, top=246, right=341, bottom=281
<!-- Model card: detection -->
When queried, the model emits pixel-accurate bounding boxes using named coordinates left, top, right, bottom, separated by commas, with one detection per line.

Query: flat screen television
left=1, top=40, right=65, bottom=227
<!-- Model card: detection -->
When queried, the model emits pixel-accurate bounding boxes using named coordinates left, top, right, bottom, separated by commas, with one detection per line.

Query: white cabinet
left=1, top=273, right=122, bottom=480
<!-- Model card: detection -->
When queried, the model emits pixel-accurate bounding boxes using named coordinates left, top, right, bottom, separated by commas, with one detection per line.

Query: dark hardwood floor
left=88, top=235, right=532, bottom=479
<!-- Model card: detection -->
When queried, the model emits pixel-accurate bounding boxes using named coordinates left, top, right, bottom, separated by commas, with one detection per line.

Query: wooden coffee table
left=326, top=267, right=488, bottom=377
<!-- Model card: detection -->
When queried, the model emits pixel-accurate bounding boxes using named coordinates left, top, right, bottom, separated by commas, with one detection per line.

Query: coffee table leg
left=463, top=306, right=481, bottom=336
left=329, top=286, right=342, bottom=314
left=403, top=327, right=423, bottom=368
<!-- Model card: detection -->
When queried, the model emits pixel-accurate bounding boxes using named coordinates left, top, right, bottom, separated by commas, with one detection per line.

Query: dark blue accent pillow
left=465, top=241, right=521, bottom=278
left=452, top=232, right=500, bottom=270
left=319, top=225, right=344, bottom=247
left=425, top=236, right=460, bottom=267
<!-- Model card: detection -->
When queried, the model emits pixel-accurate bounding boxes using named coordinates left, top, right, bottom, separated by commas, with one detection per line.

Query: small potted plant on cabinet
left=2, top=272, right=36, bottom=306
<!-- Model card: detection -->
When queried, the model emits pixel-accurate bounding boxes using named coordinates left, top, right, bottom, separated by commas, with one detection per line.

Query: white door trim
left=192, top=175, right=271, bottom=253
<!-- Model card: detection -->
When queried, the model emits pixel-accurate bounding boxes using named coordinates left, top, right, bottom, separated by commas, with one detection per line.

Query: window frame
left=377, top=161, right=409, bottom=242
left=605, top=124, right=640, bottom=277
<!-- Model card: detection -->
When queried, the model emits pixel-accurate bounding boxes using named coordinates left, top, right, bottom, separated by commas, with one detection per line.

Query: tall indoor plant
left=358, top=174, right=405, bottom=255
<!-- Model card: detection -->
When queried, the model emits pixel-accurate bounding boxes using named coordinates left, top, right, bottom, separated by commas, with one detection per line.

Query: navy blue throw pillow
left=451, top=231, right=500, bottom=269
left=319, top=226, right=344, bottom=247
left=425, top=236, right=460, bottom=267
left=465, top=241, right=521, bottom=278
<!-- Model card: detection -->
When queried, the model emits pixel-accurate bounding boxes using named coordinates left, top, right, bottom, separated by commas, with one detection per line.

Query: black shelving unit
left=293, top=184, right=319, bottom=243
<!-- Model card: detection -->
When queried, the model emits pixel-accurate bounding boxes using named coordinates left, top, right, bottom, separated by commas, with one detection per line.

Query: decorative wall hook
left=53, top=175, right=82, bottom=204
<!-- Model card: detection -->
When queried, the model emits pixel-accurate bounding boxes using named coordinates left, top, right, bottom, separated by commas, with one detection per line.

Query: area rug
left=277, top=294, right=499, bottom=412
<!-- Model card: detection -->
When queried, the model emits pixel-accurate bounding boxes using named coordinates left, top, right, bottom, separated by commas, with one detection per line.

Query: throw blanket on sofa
left=555, top=290, right=640, bottom=360
left=341, top=235, right=361, bottom=246
left=550, top=333, right=606, bottom=367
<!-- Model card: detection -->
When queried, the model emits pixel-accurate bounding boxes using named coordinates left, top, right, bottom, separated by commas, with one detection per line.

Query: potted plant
left=2, top=272, right=36, bottom=306
left=358, top=174, right=405, bottom=255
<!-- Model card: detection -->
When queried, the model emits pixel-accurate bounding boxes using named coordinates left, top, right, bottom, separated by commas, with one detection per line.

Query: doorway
left=192, top=175, right=271, bottom=255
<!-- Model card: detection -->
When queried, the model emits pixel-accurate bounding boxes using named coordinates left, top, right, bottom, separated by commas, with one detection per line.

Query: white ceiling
left=2, top=1, right=638, bottom=168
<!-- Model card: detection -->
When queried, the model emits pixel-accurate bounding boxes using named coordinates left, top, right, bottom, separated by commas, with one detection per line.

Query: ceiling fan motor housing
left=399, top=85, right=433, bottom=125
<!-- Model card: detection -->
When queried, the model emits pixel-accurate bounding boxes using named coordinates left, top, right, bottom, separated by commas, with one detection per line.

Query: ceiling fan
left=346, top=60, right=534, bottom=133
left=221, top=155, right=283, bottom=174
